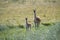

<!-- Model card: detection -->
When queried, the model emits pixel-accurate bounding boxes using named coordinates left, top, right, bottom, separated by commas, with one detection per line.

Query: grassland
left=0, top=4, right=60, bottom=26
left=0, top=0, right=60, bottom=40
left=0, top=22, right=60, bottom=40
left=0, top=0, right=60, bottom=26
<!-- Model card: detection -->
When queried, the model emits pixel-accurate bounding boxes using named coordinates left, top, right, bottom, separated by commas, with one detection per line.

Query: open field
left=0, top=4, right=60, bottom=25
left=0, top=0, right=60, bottom=40
left=0, top=22, right=60, bottom=40
left=0, top=0, right=60, bottom=26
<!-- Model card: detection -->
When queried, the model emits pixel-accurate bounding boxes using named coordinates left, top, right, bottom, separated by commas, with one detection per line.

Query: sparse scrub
left=0, top=24, right=9, bottom=31
left=18, top=24, right=24, bottom=28
left=0, top=0, right=60, bottom=40
left=0, top=23, right=60, bottom=40
left=12, top=0, right=19, bottom=2
left=43, top=14, right=46, bottom=17
left=7, top=25, right=16, bottom=29
left=41, top=22, right=52, bottom=26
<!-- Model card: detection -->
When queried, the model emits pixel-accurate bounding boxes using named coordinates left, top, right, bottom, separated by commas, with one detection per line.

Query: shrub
left=18, top=25, right=24, bottom=28
left=41, top=23, right=52, bottom=26
left=7, top=25, right=15, bottom=29
left=43, top=14, right=46, bottom=17
left=12, top=0, right=19, bottom=2
left=0, top=24, right=9, bottom=31
left=7, top=25, right=17, bottom=29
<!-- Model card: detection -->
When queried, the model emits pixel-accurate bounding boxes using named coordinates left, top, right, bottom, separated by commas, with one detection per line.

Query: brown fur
left=25, top=18, right=31, bottom=30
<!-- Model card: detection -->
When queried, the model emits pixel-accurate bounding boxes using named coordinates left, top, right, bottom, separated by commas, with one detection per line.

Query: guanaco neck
left=34, top=10, right=36, bottom=20
left=25, top=18, right=28, bottom=24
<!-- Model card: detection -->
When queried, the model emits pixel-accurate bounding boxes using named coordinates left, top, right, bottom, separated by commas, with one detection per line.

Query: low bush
left=0, top=24, right=9, bottom=31
left=18, top=25, right=24, bottom=28
left=7, top=25, right=16, bottom=29
left=41, top=23, right=52, bottom=26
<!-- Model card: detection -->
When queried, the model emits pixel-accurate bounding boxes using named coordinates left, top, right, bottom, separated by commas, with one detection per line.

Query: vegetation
left=0, top=24, right=9, bottom=31
left=0, top=0, right=60, bottom=40
left=18, top=24, right=24, bottom=28
left=0, top=22, right=60, bottom=40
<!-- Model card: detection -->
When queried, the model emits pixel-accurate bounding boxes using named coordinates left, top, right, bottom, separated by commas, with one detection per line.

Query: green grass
left=0, top=22, right=60, bottom=40
left=0, top=0, right=60, bottom=40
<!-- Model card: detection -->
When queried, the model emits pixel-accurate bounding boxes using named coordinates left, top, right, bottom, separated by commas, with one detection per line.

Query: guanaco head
left=33, top=10, right=36, bottom=13
left=25, top=18, right=27, bottom=20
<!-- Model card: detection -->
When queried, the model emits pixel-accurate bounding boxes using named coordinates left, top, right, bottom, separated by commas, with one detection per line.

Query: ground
left=0, top=0, right=60, bottom=40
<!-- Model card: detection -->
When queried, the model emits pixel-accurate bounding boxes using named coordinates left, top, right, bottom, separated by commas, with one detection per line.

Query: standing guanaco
left=25, top=18, right=31, bottom=30
left=33, top=10, right=41, bottom=28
